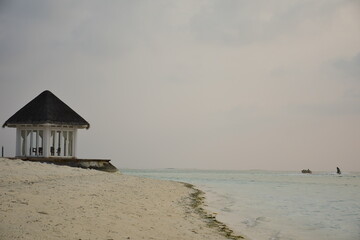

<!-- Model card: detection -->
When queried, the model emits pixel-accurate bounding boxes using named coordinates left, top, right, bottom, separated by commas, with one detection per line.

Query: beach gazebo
left=2, top=90, right=90, bottom=159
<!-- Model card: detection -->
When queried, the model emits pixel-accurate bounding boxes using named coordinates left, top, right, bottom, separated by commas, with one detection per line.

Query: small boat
left=301, top=169, right=312, bottom=174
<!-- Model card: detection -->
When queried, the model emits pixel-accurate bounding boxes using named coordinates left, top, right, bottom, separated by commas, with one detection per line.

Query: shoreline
left=182, top=182, right=244, bottom=240
left=0, top=158, right=245, bottom=240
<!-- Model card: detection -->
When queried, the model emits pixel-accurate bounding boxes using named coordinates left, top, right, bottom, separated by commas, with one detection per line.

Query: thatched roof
left=2, top=90, right=90, bottom=129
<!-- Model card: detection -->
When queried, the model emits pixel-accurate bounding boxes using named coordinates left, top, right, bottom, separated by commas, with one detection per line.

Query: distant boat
left=337, top=167, right=341, bottom=175
left=301, top=169, right=312, bottom=174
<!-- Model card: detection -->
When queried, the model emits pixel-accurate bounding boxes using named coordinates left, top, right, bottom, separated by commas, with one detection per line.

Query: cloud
left=333, top=53, right=360, bottom=80
left=189, top=0, right=346, bottom=45
left=293, top=101, right=360, bottom=117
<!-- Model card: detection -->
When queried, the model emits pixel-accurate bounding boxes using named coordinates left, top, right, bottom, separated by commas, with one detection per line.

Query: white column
left=35, top=130, right=39, bottom=157
left=24, top=130, right=28, bottom=157
left=60, top=130, right=64, bottom=157
left=29, top=130, right=33, bottom=156
left=43, top=127, right=50, bottom=158
left=73, top=129, right=77, bottom=158
left=54, top=130, right=58, bottom=157
left=65, top=131, right=69, bottom=157
left=16, top=128, right=21, bottom=157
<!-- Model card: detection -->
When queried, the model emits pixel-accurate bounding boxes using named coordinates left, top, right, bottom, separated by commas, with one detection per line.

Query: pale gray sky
left=1, top=0, right=359, bottom=171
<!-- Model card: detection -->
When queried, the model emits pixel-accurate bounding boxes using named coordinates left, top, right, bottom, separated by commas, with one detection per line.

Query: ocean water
left=122, top=169, right=360, bottom=240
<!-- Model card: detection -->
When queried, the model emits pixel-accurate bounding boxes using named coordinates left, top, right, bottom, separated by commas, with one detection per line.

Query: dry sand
left=0, top=158, right=242, bottom=240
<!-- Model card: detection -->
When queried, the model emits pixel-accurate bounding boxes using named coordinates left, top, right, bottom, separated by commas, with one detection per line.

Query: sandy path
left=0, top=158, right=231, bottom=240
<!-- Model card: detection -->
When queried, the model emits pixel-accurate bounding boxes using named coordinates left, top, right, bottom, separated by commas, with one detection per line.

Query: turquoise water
left=122, top=169, right=360, bottom=240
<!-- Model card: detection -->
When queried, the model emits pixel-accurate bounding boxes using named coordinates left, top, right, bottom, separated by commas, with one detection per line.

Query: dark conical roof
left=3, top=90, right=90, bottom=129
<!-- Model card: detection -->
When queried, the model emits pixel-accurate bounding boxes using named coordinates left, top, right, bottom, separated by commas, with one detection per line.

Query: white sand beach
left=0, top=158, right=241, bottom=240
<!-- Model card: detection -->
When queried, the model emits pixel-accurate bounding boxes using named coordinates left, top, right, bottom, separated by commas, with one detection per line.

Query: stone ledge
left=9, top=157, right=118, bottom=172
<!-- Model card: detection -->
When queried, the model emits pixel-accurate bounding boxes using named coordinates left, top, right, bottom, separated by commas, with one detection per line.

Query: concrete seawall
left=9, top=157, right=118, bottom=172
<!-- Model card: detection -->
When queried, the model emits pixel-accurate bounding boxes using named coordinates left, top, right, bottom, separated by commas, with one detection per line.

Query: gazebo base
left=10, top=157, right=118, bottom=172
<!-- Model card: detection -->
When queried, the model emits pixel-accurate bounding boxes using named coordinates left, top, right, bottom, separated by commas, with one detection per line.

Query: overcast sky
left=0, top=0, right=359, bottom=171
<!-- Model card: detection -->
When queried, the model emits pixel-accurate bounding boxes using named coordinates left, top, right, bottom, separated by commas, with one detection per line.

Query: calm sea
left=122, top=169, right=360, bottom=240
